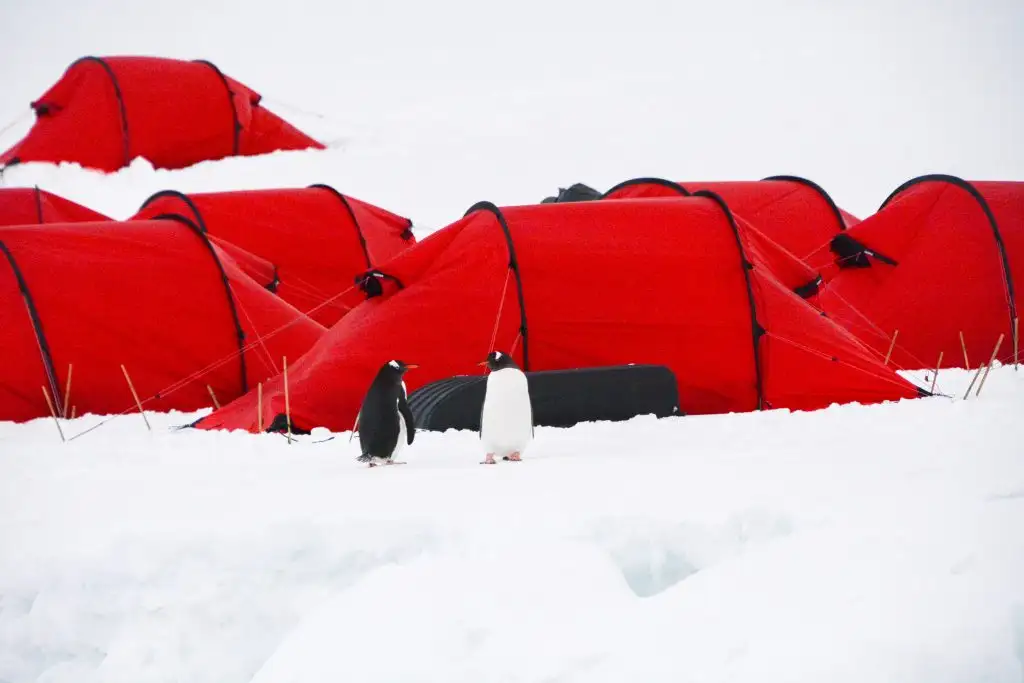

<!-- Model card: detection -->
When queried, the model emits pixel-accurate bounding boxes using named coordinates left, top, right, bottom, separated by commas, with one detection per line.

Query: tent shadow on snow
left=195, top=193, right=926, bottom=435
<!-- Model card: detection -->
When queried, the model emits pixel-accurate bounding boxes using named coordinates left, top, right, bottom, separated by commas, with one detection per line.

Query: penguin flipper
left=398, top=392, right=416, bottom=445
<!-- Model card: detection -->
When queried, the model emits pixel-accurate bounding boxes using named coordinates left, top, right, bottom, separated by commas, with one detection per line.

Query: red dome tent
left=0, top=187, right=110, bottom=225
left=132, top=186, right=415, bottom=326
left=0, top=56, right=324, bottom=173
left=817, top=174, right=1023, bottom=370
left=195, top=195, right=924, bottom=435
left=0, top=216, right=325, bottom=423
left=602, top=175, right=859, bottom=281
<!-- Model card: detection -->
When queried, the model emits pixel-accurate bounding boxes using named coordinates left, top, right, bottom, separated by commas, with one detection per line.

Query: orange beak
left=405, top=364, right=420, bottom=369
left=477, top=360, right=489, bottom=367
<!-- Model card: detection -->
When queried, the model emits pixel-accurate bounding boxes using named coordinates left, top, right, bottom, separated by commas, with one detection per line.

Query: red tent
left=132, top=186, right=415, bottom=326
left=195, top=195, right=923, bottom=434
left=0, top=216, right=325, bottom=423
left=817, top=174, right=1023, bottom=370
left=0, top=187, right=110, bottom=225
left=0, top=56, right=324, bottom=173
left=603, top=176, right=859, bottom=281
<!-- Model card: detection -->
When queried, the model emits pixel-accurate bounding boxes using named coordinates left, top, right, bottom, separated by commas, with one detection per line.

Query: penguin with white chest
left=477, top=350, right=534, bottom=464
left=354, top=360, right=418, bottom=467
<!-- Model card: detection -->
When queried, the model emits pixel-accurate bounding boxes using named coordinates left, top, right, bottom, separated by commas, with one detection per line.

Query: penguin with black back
left=477, top=350, right=534, bottom=464
left=354, top=360, right=418, bottom=467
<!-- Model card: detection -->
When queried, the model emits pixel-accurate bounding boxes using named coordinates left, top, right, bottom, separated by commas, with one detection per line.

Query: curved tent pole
left=762, top=174, right=850, bottom=231
left=137, top=190, right=208, bottom=231
left=692, top=190, right=767, bottom=411
left=68, top=57, right=131, bottom=168
left=879, top=173, right=1017, bottom=337
left=0, top=240, right=63, bottom=410
left=150, top=212, right=250, bottom=395
left=309, top=184, right=373, bottom=268
left=601, top=177, right=690, bottom=198
left=463, top=201, right=531, bottom=371
left=193, top=59, right=243, bottom=156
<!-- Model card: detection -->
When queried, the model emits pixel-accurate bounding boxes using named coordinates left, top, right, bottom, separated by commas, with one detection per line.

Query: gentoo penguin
left=478, top=350, right=534, bottom=464
left=354, top=360, right=418, bottom=467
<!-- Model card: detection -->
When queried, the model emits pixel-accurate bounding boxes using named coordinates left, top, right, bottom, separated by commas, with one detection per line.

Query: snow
left=2, top=367, right=1024, bottom=682
left=2, top=0, right=1024, bottom=680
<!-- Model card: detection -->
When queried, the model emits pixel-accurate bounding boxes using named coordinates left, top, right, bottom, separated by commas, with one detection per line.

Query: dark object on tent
left=541, top=183, right=602, bottom=204
left=830, top=233, right=898, bottom=269
left=408, top=364, right=681, bottom=432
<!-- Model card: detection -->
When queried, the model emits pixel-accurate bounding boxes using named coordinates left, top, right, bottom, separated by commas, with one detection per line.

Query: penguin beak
left=477, top=361, right=489, bottom=367
left=405, top=364, right=419, bottom=369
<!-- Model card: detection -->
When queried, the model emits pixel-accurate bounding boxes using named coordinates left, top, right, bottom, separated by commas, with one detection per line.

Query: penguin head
left=381, top=359, right=418, bottom=378
left=478, top=350, right=518, bottom=372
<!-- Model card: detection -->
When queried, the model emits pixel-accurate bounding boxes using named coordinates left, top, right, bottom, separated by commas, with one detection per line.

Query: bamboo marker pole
left=207, top=385, right=221, bottom=410
left=257, top=382, right=264, bottom=432
left=121, top=364, right=151, bottom=431
left=930, top=351, right=943, bottom=394
left=71, top=406, right=76, bottom=420
left=1014, top=317, right=1019, bottom=371
left=62, top=364, right=73, bottom=418
left=975, top=334, right=1005, bottom=397
left=884, top=329, right=899, bottom=365
left=283, top=357, right=292, bottom=443
left=41, top=385, right=66, bottom=442
left=960, top=331, right=970, bottom=370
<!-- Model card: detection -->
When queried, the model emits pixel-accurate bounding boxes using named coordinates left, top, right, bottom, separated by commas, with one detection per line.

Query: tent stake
left=62, top=363, right=73, bottom=418
left=71, top=405, right=76, bottom=420
left=257, top=382, right=264, bottom=432
left=283, top=357, right=292, bottom=444
left=884, top=329, right=899, bottom=365
left=1014, top=317, right=1019, bottom=371
left=41, top=385, right=65, bottom=442
left=207, top=385, right=221, bottom=410
left=930, top=351, right=943, bottom=394
left=975, top=334, right=1005, bottom=397
left=959, top=331, right=970, bottom=370
left=121, top=364, right=151, bottom=431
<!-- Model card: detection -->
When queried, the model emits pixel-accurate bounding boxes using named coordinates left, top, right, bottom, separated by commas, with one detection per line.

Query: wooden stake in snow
left=41, top=385, right=65, bottom=442
left=207, top=385, right=221, bottom=410
left=283, top=357, right=292, bottom=443
left=1014, top=317, right=1019, bottom=371
left=960, top=331, right=970, bottom=370
left=884, top=329, right=899, bottom=365
left=975, top=334, right=1005, bottom=397
left=121, top=364, right=151, bottom=431
left=71, top=406, right=76, bottom=420
left=257, top=382, right=264, bottom=432
left=930, top=351, right=943, bottom=394
left=62, top=364, right=73, bottom=418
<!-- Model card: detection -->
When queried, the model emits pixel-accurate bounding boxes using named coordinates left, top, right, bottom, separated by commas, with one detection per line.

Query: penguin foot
left=503, top=452, right=522, bottom=462
left=481, top=453, right=497, bottom=465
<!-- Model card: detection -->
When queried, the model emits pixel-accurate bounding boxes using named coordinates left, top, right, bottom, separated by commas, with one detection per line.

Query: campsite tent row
left=0, top=56, right=323, bottom=173
left=1, top=174, right=1020, bottom=429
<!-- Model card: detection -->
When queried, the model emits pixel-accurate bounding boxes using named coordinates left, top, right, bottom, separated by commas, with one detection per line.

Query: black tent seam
left=464, top=201, right=531, bottom=371
left=601, top=177, right=691, bottom=198
left=33, top=186, right=44, bottom=224
left=150, top=212, right=249, bottom=395
left=192, top=59, right=242, bottom=156
left=762, top=174, right=849, bottom=232
left=70, top=57, right=131, bottom=167
left=0, top=240, right=62, bottom=409
left=693, top=190, right=766, bottom=410
left=879, top=173, right=1017, bottom=336
left=309, top=184, right=373, bottom=268
left=137, top=190, right=208, bottom=231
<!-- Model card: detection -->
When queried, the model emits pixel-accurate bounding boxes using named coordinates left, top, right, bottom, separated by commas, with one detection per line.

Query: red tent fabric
left=0, top=56, right=324, bottom=173
left=196, top=196, right=923, bottom=434
left=817, top=175, right=1023, bottom=370
left=0, top=187, right=110, bottom=225
left=603, top=176, right=858, bottom=281
left=0, top=217, right=325, bottom=423
left=132, top=186, right=416, bottom=326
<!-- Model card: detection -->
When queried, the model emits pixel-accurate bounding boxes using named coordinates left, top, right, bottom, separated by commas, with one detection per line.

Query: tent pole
left=41, top=385, right=66, bottom=443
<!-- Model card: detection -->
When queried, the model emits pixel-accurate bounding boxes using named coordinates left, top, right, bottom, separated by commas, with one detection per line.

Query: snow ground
left=2, top=367, right=1023, bottom=682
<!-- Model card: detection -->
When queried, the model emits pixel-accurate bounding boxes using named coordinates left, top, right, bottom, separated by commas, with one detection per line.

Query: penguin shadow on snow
left=350, top=352, right=535, bottom=468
